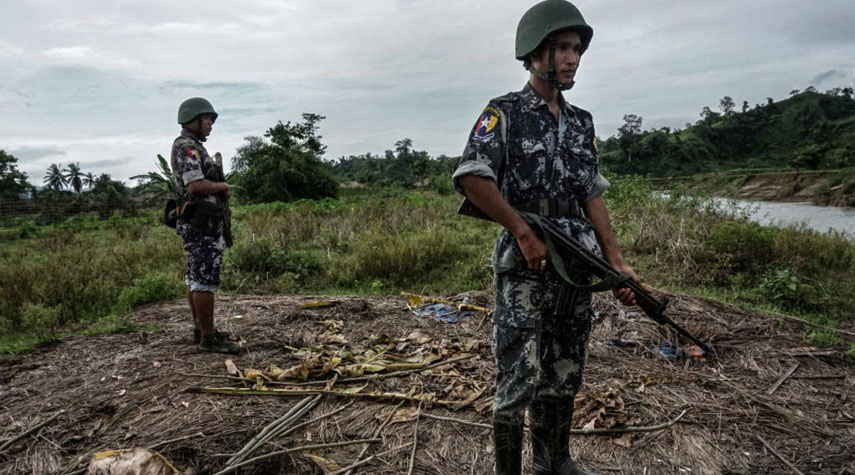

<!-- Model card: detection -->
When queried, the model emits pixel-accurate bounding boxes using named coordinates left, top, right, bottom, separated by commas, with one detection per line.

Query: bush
left=702, top=221, right=775, bottom=277
left=227, top=237, right=324, bottom=279
left=115, top=273, right=182, bottom=311
left=19, top=303, right=63, bottom=340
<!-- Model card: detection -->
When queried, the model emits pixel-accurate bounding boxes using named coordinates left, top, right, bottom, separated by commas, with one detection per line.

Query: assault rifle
left=458, top=198, right=713, bottom=357
left=213, top=152, right=233, bottom=248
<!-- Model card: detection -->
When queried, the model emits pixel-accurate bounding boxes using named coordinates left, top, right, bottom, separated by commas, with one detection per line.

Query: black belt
left=513, top=198, right=582, bottom=218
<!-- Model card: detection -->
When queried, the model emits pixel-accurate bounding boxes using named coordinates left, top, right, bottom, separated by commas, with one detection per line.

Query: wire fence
left=0, top=195, right=162, bottom=231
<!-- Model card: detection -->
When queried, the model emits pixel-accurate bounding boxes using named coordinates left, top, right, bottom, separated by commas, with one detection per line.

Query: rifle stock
left=458, top=198, right=713, bottom=356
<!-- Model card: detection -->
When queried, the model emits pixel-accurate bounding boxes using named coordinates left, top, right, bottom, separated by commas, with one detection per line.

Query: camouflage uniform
left=171, top=129, right=226, bottom=293
left=453, top=82, right=610, bottom=422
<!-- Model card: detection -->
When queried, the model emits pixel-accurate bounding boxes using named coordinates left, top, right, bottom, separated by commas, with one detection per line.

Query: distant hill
left=598, top=89, right=855, bottom=177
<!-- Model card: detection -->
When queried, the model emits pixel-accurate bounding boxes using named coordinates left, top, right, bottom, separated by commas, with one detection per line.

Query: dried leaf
left=300, top=301, right=336, bottom=310
left=319, top=333, right=347, bottom=345
left=303, top=452, right=341, bottom=473
left=612, top=432, right=634, bottom=448
left=343, top=384, right=368, bottom=394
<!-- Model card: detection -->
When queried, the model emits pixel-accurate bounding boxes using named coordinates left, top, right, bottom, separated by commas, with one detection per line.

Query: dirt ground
left=1, top=291, right=853, bottom=475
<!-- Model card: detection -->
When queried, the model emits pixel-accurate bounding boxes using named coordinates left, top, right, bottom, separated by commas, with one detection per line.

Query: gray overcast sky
left=1, top=0, right=854, bottom=184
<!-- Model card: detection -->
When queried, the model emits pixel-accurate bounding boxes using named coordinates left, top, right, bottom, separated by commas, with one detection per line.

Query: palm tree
left=82, top=171, right=96, bottom=190
left=62, top=162, right=84, bottom=193
left=131, top=154, right=175, bottom=198
left=44, top=163, right=66, bottom=190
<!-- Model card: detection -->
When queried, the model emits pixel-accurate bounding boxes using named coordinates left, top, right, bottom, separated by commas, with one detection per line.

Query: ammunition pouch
left=190, top=200, right=224, bottom=236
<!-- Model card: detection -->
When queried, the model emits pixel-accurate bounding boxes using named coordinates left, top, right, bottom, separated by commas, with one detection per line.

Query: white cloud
left=40, top=46, right=139, bottom=70
left=0, top=40, right=24, bottom=58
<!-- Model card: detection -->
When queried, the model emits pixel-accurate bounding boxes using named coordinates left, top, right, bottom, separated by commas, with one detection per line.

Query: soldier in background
left=171, top=97, right=239, bottom=354
left=453, top=1, right=643, bottom=473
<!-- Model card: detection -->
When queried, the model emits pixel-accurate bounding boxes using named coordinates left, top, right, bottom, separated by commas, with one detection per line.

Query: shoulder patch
left=473, top=106, right=501, bottom=142
left=185, top=147, right=199, bottom=161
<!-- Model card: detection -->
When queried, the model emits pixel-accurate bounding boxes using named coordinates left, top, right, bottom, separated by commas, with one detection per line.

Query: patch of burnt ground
left=1, top=292, right=853, bottom=474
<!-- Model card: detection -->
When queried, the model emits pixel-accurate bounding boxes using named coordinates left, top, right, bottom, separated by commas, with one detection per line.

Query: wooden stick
left=179, top=354, right=475, bottom=387
left=186, top=386, right=457, bottom=406
left=344, top=400, right=405, bottom=475
left=766, top=363, right=800, bottom=395
left=148, top=432, right=204, bottom=451
left=271, top=401, right=354, bottom=442
left=407, top=400, right=423, bottom=475
left=0, top=410, right=64, bottom=453
left=211, top=438, right=381, bottom=475
left=420, top=410, right=690, bottom=435
left=756, top=435, right=806, bottom=475
left=331, top=442, right=415, bottom=475
left=227, top=395, right=319, bottom=465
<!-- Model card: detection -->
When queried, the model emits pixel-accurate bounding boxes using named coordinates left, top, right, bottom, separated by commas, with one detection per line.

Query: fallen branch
left=763, top=310, right=855, bottom=338
left=0, top=410, right=64, bottom=453
left=407, top=400, right=423, bottom=475
left=179, top=354, right=476, bottom=388
left=766, top=363, right=799, bottom=395
left=420, top=410, right=690, bottom=435
left=344, top=400, right=405, bottom=475
left=756, top=435, right=806, bottom=475
left=226, top=395, right=320, bottom=466
left=211, top=438, right=381, bottom=475
left=186, top=386, right=458, bottom=406
left=331, top=442, right=415, bottom=475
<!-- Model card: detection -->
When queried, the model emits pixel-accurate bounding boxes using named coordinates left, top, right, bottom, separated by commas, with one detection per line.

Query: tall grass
left=2, top=182, right=854, bottom=353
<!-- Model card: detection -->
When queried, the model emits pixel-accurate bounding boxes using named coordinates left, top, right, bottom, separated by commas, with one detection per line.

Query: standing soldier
left=453, top=1, right=643, bottom=474
left=171, top=97, right=240, bottom=354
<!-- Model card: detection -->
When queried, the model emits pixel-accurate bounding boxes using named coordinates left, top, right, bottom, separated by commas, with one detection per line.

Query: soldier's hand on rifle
left=612, top=263, right=643, bottom=306
left=515, top=227, right=549, bottom=271
left=221, top=182, right=232, bottom=198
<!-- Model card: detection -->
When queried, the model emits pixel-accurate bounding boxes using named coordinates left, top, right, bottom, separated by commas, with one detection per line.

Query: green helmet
left=515, top=0, right=593, bottom=61
left=177, top=97, right=218, bottom=125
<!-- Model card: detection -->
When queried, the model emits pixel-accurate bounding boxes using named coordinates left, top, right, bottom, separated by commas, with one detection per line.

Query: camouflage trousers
left=177, top=223, right=225, bottom=293
left=492, top=269, right=593, bottom=421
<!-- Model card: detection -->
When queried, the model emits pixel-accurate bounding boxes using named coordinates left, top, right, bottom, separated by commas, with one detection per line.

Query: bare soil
left=1, top=292, right=853, bottom=475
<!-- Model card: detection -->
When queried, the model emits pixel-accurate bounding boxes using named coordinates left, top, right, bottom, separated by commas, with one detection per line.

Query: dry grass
left=1, top=292, right=853, bottom=474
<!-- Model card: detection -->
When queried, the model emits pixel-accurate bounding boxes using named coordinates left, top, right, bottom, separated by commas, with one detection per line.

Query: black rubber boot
left=529, top=399, right=559, bottom=475
left=493, top=416, right=523, bottom=475
left=531, top=398, right=599, bottom=475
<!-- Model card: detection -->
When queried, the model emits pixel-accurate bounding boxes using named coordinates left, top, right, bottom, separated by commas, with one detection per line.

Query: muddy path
left=1, top=292, right=853, bottom=474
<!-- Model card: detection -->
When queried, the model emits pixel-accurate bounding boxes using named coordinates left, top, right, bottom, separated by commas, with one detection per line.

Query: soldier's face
left=531, top=30, right=582, bottom=86
left=186, top=115, right=215, bottom=137
left=198, top=115, right=214, bottom=138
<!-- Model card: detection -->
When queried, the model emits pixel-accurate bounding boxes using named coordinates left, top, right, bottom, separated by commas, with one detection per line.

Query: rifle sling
left=523, top=212, right=630, bottom=292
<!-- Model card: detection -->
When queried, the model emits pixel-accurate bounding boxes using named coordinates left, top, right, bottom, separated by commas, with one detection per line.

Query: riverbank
left=650, top=169, right=855, bottom=207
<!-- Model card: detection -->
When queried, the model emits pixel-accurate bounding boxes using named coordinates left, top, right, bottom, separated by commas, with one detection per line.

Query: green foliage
left=702, top=221, right=776, bottom=277
left=19, top=303, right=63, bottom=340
left=231, top=113, right=338, bottom=203
left=130, top=154, right=175, bottom=199
left=226, top=237, right=323, bottom=279
left=115, top=273, right=182, bottom=312
left=756, top=268, right=808, bottom=308
left=599, top=90, right=855, bottom=176
left=0, top=150, right=33, bottom=202
left=333, top=139, right=458, bottom=188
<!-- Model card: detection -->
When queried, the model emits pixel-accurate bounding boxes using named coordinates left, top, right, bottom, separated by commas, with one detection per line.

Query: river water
left=711, top=197, right=855, bottom=238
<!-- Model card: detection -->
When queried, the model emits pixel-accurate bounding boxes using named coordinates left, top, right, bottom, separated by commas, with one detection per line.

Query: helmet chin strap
left=526, top=37, right=575, bottom=91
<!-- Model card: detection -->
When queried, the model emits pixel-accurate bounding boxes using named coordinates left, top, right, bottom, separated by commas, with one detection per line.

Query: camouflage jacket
left=170, top=129, right=224, bottom=208
left=453, top=82, right=610, bottom=274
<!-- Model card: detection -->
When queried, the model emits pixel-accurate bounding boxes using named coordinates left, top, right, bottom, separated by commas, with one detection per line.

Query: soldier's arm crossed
left=187, top=179, right=231, bottom=197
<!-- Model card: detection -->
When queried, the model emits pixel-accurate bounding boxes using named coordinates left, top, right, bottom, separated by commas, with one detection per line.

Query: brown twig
left=756, top=435, right=806, bottom=475
left=766, top=363, right=799, bottom=395
left=148, top=432, right=205, bottom=451
left=331, top=442, right=415, bottom=475
left=226, top=395, right=320, bottom=466
left=407, top=400, right=423, bottom=475
left=344, top=400, right=405, bottom=475
left=211, top=438, right=382, bottom=475
left=186, top=386, right=458, bottom=406
left=0, top=409, right=64, bottom=453
left=420, top=409, right=690, bottom=435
